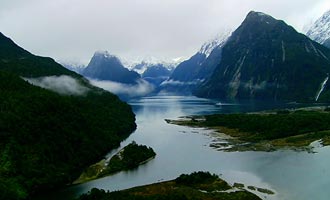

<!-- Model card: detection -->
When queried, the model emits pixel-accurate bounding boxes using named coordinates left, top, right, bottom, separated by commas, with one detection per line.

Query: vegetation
left=75, top=142, right=156, bottom=184
left=168, top=109, right=330, bottom=150
left=0, top=33, right=136, bottom=199
left=175, top=171, right=231, bottom=192
left=78, top=172, right=262, bottom=200
left=102, top=142, right=156, bottom=176
left=202, top=110, right=330, bottom=141
left=0, top=32, right=79, bottom=78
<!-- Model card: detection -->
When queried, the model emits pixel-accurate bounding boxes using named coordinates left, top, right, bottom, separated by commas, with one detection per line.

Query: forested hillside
left=0, top=33, right=136, bottom=199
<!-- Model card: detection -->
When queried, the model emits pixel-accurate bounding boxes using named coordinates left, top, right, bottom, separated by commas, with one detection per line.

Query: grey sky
left=1, top=0, right=329, bottom=65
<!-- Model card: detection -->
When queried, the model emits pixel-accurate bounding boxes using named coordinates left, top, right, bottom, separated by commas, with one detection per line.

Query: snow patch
left=199, top=30, right=231, bottom=58
left=315, top=76, right=329, bottom=101
left=306, top=10, right=330, bottom=44
left=94, top=50, right=116, bottom=59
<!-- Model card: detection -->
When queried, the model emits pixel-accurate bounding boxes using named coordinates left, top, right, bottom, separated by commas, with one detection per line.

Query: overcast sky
left=1, top=0, right=329, bottom=65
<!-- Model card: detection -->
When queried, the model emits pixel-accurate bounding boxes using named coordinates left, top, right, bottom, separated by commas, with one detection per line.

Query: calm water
left=45, top=96, right=330, bottom=200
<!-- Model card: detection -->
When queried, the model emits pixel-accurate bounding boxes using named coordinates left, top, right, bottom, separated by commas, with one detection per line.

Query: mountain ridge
left=306, top=10, right=330, bottom=48
left=82, top=51, right=141, bottom=84
left=195, top=11, right=330, bottom=102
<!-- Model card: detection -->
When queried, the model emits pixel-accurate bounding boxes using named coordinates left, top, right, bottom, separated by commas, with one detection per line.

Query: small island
left=167, top=107, right=330, bottom=151
left=78, top=171, right=263, bottom=200
left=74, top=142, right=156, bottom=184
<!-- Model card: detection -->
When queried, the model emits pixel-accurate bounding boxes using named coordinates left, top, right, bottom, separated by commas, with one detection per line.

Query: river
left=45, top=96, right=330, bottom=200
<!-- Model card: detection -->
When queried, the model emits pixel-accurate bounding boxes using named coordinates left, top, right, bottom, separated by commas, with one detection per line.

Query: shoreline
left=166, top=107, right=330, bottom=152
left=73, top=143, right=156, bottom=185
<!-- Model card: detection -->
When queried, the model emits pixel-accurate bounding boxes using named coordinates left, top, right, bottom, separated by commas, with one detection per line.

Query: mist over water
left=89, top=79, right=154, bottom=98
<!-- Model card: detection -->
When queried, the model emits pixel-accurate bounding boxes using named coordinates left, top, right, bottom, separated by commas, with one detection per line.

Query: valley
left=1, top=3, right=330, bottom=200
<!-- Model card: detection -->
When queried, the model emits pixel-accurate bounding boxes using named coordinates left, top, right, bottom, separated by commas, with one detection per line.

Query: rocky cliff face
left=195, top=11, right=330, bottom=102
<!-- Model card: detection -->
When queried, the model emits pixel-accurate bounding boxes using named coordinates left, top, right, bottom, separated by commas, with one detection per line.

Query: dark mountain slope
left=195, top=11, right=330, bottom=102
left=0, top=32, right=78, bottom=77
left=0, top=33, right=136, bottom=199
left=161, top=33, right=228, bottom=94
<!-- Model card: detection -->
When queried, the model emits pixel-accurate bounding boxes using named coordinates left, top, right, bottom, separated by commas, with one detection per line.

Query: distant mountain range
left=60, top=61, right=86, bottom=74
left=130, top=60, right=176, bottom=75
left=160, top=32, right=230, bottom=94
left=195, top=11, right=330, bottom=102
left=58, top=10, right=330, bottom=102
left=306, top=10, right=330, bottom=48
left=141, top=63, right=172, bottom=87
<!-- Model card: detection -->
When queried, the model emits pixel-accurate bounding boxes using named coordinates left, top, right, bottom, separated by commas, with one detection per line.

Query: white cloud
left=0, top=0, right=329, bottom=64
left=23, top=75, right=89, bottom=95
left=160, top=79, right=203, bottom=86
left=89, top=79, right=154, bottom=98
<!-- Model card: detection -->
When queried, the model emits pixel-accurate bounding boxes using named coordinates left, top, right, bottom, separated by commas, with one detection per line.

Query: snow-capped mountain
left=60, top=61, right=86, bottom=74
left=167, top=31, right=231, bottom=83
left=306, top=10, right=330, bottom=47
left=82, top=50, right=140, bottom=84
left=121, top=56, right=184, bottom=74
left=156, top=31, right=231, bottom=95
left=195, top=11, right=330, bottom=102
left=199, top=30, right=232, bottom=58
left=131, top=61, right=176, bottom=75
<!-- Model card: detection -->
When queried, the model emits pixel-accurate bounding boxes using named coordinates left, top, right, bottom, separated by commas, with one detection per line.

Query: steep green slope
left=0, top=33, right=136, bottom=199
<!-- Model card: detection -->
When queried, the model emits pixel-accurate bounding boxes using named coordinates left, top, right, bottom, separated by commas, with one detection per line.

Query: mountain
left=82, top=51, right=140, bottom=84
left=306, top=10, right=330, bottom=48
left=324, top=38, right=330, bottom=48
left=131, top=60, right=176, bottom=75
left=0, top=32, right=78, bottom=78
left=0, top=32, right=136, bottom=199
left=195, top=11, right=330, bottom=102
left=142, top=64, right=172, bottom=78
left=161, top=32, right=230, bottom=94
left=61, top=61, right=86, bottom=74
left=141, top=64, right=172, bottom=87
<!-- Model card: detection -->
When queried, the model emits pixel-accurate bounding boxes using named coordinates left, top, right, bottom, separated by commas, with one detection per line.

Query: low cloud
left=89, top=79, right=154, bottom=98
left=160, top=79, right=204, bottom=86
left=24, top=75, right=90, bottom=95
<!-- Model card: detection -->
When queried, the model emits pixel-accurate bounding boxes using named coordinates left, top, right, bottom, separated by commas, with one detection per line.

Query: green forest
left=0, top=33, right=137, bottom=199
left=0, top=71, right=136, bottom=199
left=202, top=110, right=330, bottom=141
left=100, top=142, right=156, bottom=176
